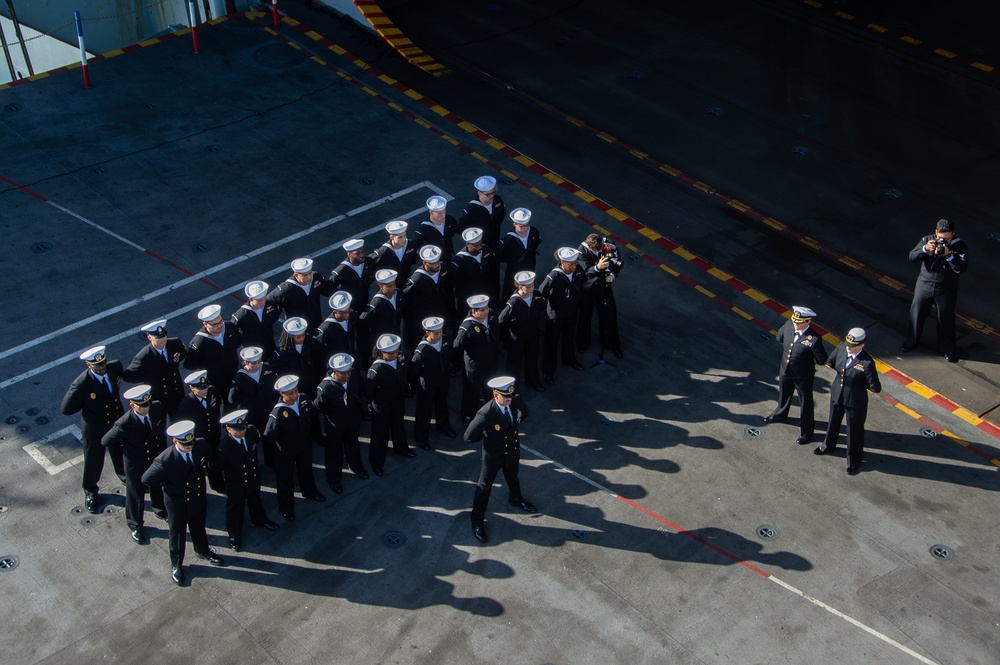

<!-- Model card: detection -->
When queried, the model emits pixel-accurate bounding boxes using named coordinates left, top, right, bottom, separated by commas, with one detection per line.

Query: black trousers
left=124, top=464, right=164, bottom=531
left=167, top=501, right=210, bottom=567
left=323, top=423, right=365, bottom=483
left=274, top=444, right=319, bottom=515
left=471, top=449, right=524, bottom=525
left=460, top=367, right=490, bottom=421
left=414, top=384, right=450, bottom=443
left=577, top=288, right=621, bottom=353
left=225, top=488, right=268, bottom=540
left=822, top=402, right=868, bottom=468
left=769, top=374, right=816, bottom=436
left=83, top=433, right=125, bottom=495
left=908, top=279, right=958, bottom=353
left=542, top=316, right=578, bottom=375
left=369, top=401, right=408, bottom=470
left=504, top=337, right=541, bottom=387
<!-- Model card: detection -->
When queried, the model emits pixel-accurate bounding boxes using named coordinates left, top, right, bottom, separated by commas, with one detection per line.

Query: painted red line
left=616, top=496, right=772, bottom=578
left=143, top=250, right=243, bottom=302
left=979, top=420, right=1000, bottom=440
left=929, top=394, right=954, bottom=411
left=883, top=368, right=911, bottom=385
left=0, top=173, right=48, bottom=201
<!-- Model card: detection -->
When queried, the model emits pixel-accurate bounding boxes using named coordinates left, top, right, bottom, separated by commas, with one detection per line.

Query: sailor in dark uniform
left=264, top=375, right=325, bottom=522
left=141, top=420, right=225, bottom=586
left=401, top=245, right=452, bottom=353
left=175, top=370, right=225, bottom=493
left=358, top=269, right=402, bottom=366
left=495, top=207, right=542, bottom=300
left=329, top=238, right=375, bottom=317
left=576, top=233, right=624, bottom=358
left=314, top=291, right=358, bottom=370
left=212, top=409, right=279, bottom=551
left=814, top=328, right=882, bottom=475
left=60, top=345, right=127, bottom=514
left=537, top=247, right=585, bottom=384
left=101, top=385, right=168, bottom=545
left=266, top=257, right=335, bottom=331
left=412, top=195, right=457, bottom=264
left=408, top=316, right=457, bottom=449
left=123, top=319, right=187, bottom=417
left=453, top=294, right=500, bottom=424
left=231, top=280, right=280, bottom=361
left=451, top=226, right=500, bottom=310
left=365, top=334, right=414, bottom=475
left=763, top=306, right=829, bottom=444
left=457, top=176, right=507, bottom=250
left=228, top=347, right=278, bottom=468
left=465, top=376, right=536, bottom=543
left=314, top=353, right=370, bottom=493
left=183, top=303, right=242, bottom=399
left=497, top=271, right=546, bottom=392
left=269, top=316, right=322, bottom=399
left=369, top=220, right=418, bottom=287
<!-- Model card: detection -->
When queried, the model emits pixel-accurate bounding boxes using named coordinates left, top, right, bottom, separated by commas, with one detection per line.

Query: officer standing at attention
left=401, top=245, right=452, bottom=353
left=498, top=271, right=546, bottom=392
left=366, top=334, right=415, bottom=475
left=184, top=303, right=243, bottom=399
left=329, top=238, right=374, bottom=316
left=901, top=218, right=969, bottom=362
left=270, top=316, right=321, bottom=398
left=538, top=247, right=585, bottom=384
left=232, top=280, right=280, bottom=361
left=465, top=376, right=536, bottom=543
left=315, top=353, right=370, bottom=493
left=412, top=195, right=458, bottom=264
left=264, top=375, right=326, bottom=522
left=61, top=345, right=127, bottom=514
left=267, top=258, right=334, bottom=331
left=101, top=385, right=168, bottom=545
left=370, top=220, right=418, bottom=287
left=213, top=409, right=279, bottom=552
left=763, top=306, right=829, bottom=445
left=123, top=319, right=187, bottom=417
left=458, top=176, right=507, bottom=250
left=408, top=316, right=457, bottom=449
left=814, top=328, right=881, bottom=475
left=453, top=294, right=500, bottom=424
left=228, top=347, right=278, bottom=468
left=175, top=370, right=225, bottom=493
left=314, top=291, right=359, bottom=366
left=142, top=420, right=225, bottom=586
left=359, top=269, right=402, bottom=367
left=496, top=207, right=542, bottom=300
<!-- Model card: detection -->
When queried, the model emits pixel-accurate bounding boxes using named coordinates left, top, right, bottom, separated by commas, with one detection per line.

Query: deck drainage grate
left=929, top=545, right=953, bottom=560
left=756, top=525, right=779, bottom=541
left=382, top=531, right=405, bottom=549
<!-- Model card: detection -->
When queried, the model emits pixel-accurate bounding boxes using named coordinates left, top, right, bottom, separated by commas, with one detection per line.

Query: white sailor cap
left=426, top=195, right=447, bottom=211
left=556, top=247, right=581, bottom=262
left=487, top=376, right=516, bottom=396
left=343, top=238, right=364, bottom=252
left=123, top=385, right=152, bottom=405
left=474, top=175, right=497, bottom=192
left=275, top=375, right=300, bottom=392
left=220, top=409, right=249, bottom=428
left=240, top=347, right=263, bottom=362
left=422, top=316, right=445, bottom=331
left=510, top=208, right=531, bottom=225
left=418, top=245, right=442, bottom=263
left=80, top=346, right=108, bottom=364
left=375, top=268, right=398, bottom=285
left=329, top=291, right=352, bottom=311
left=141, top=319, right=168, bottom=337
left=514, top=271, right=535, bottom=286
left=845, top=328, right=867, bottom=345
left=329, top=353, right=354, bottom=372
left=167, top=420, right=196, bottom=443
left=790, top=306, right=817, bottom=323
left=244, top=280, right=269, bottom=299
left=290, top=258, right=313, bottom=274
left=283, top=317, right=309, bottom=335
left=184, top=370, right=209, bottom=388
left=461, top=227, right=484, bottom=244
left=385, top=220, right=408, bottom=235
left=467, top=294, right=490, bottom=310
left=376, top=334, right=402, bottom=353
left=198, top=304, right=222, bottom=322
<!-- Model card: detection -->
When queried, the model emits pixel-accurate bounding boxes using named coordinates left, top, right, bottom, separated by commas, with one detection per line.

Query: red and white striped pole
left=271, top=0, right=279, bottom=28
left=74, top=11, right=91, bottom=89
left=187, top=0, right=200, bottom=54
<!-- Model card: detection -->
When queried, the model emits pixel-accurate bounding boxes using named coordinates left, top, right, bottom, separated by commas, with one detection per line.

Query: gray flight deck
left=1, top=1, right=998, bottom=664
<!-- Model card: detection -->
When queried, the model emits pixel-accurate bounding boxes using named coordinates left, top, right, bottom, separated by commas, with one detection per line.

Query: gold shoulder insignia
left=494, top=424, right=500, bottom=431
left=90, top=393, right=97, bottom=400
left=475, top=326, right=481, bottom=333
left=282, top=411, right=288, bottom=418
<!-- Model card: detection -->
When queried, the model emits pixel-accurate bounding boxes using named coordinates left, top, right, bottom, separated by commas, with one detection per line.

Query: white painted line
left=23, top=425, right=85, bottom=475
left=46, top=200, right=146, bottom=251
left=0, top=203, right=431, bottom=391
left=0, top=181, right=444, bottom=363
left=521, top=443, right=618, bottom=495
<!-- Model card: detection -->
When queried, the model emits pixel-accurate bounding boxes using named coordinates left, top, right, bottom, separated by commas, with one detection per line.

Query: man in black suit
left=496, top=207, right=542, bottom=300
left=315, top=353, right=370, bottom=493
left=370, top=220, right=418, bottom=287
left=763, top=306, right=829, bottom=444
left=453, top=294, right=500, bottom=424
left=184, top=303, right=243, bottom=399
left=175, top=370, right=225, bottom=493
left=465, top=376, right=536, bottom=543
left=538, top=247, right=585, bottom=384
left=457, top=176, right=506, bottom=250
left=101, top=385, right=168, bottom=545
left=902, top=218, right=970, bottom=362
left=401, top=245, right=452, bottom=354
left=231, top=280, right=280, bottom=361
left=213, top=410, right=279, bottom=551
left=408, top=317, right=457, bottom=449
left=264, top=375, right=325, bottom=522
left=814, top=328, right=882, bottom=475
left=329, top=238, right=375, bottom=317
left=365, top=334, right=414, bottom=475
left=266, top=257, right=335, bottom=331
left=60, top=345, right=127, bottom=514
left=498, top=271, right=546, bottom=392
left=123, top=319, right=187, bottom=417
left=142, top=421, right=225, bottom=585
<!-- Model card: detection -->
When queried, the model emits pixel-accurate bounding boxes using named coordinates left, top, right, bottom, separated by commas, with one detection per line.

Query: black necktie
left=184, top=452, right=193, bottom=465
left=139, top=416, right=150, bottom=437
left=239, top=438, right=247, bottom=452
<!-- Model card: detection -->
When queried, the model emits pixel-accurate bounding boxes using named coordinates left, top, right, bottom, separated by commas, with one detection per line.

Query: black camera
left=599, top=237, right=623, bottom=271
left=933, top=237, right=948, bottom=256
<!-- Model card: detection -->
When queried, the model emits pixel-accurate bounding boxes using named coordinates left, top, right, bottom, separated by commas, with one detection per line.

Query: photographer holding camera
left=576, top=233, right=624, bottom=358
left=902, top=218, right=969, bottom=362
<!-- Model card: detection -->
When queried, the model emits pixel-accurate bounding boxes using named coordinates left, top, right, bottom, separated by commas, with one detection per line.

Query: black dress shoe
left=813, top=446, right=831, bottom=456
left=372, top=467, right=384, bottom=477
left=417, top=441, right=432, bottom=451
left=198, top=549, right=224, bottom=566
left=796, top=435, right=810, bottom=445
left=543, top=375, right=555, bottom=385
left=308, top=492, right=326, bottom=502
left=944, top=353, right=957, bottom=363
left=229, top=538, right=241, bottom=551
left=85, top=493, right=99, bottom=514
left=472, top=524, right=488, bottom=543
left=509, top=498, right=537, bottom=513
left=354, top=469, right=370, bottom=480
left=329, top=483, right=344, bottom=494
left=846, top=465, right=861, bottom=476
left=252, top=520, right=280, bottom=530
left=171, top=565, right=185, bottom=586
left=900, top=342, right=916, bottom=352
left=763, top=415, right=786, bottom=424
left=571, top=362, right=585, bottom=371
left=395, top=449, right=417, bottom=458
left=282, top=512, right=296, bottom=522
left=531, top=383, right=547, bottom=392
left=131, top=528, right=146, bottom=545
left=436, top=427, right=457, bottom=438
left=154, top=510, right=169, bottom=521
